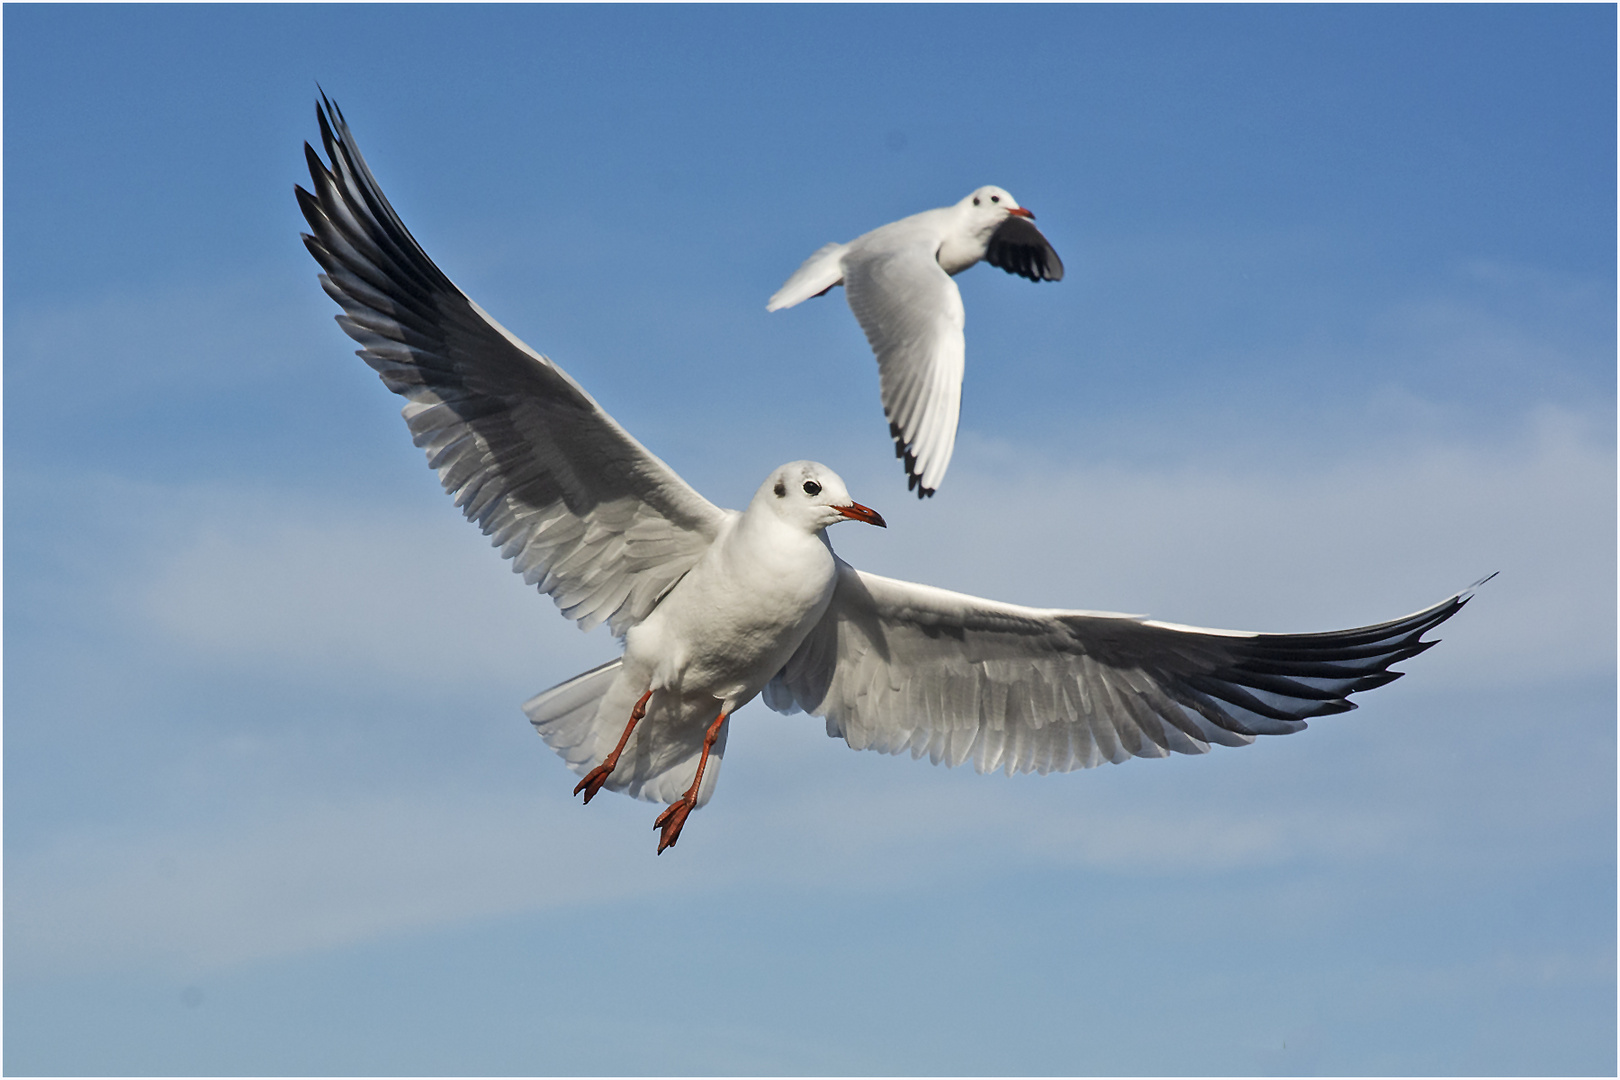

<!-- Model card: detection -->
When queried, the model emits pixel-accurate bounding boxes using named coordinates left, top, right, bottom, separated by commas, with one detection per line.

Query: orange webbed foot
left=573, top=764, right=614, bottom=804
left=654, top=798, right=694, bottom=854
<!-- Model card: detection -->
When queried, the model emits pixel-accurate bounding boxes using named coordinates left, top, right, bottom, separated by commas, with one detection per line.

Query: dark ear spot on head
left=774, top=480, right=786, bottom=498
left=973, top=197, right=980, bottom=206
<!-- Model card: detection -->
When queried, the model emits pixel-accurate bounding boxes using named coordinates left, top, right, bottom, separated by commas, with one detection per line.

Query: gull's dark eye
left=990, top=195, right=1000, bottom=203
left=802, top=480, right=822, bottom=497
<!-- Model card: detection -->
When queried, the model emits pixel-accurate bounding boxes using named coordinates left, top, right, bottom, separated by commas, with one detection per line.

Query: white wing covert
left=765, top=564, right=1477, bottom=775
left=297, top=96, right=727, bottom=636
left=842, top=242, right=966, bottom=497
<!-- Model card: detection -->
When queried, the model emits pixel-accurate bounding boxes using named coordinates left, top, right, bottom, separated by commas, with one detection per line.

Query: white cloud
left=16, top=682, right=1582, bottom=982
left=5, top=789, right=682, bottom=976
left=2, top=746, right=1429, bottom=978
left=139, top=491, right=618, bottom=686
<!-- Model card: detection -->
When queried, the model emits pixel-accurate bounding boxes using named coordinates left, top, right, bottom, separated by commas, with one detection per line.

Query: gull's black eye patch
left=802, top=480, right=822, bottom=497
left=773, top=480, right=786, bottom=498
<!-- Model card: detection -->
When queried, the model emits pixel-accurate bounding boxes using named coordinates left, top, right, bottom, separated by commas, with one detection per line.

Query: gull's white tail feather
left=767, top=242, right=847, bottom=311
left=525, top=659, right=728, bottom=808
left=524, top=657, right=624, bottom=750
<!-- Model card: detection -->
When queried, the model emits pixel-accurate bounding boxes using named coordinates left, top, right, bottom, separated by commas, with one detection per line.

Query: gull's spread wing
left=765, top=564, right=1478, bottom=774
left=842, top=240, right=965, bottom=498
left=984, top=215, right=1064, bottom=283
left=297, top=96, right=727, bottom=636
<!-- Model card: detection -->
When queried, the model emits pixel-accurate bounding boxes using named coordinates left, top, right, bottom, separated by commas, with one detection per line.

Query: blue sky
left=5, top=5, right=1614, bottom=1075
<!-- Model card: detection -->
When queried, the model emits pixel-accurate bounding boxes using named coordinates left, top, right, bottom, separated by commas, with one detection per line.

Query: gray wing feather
left=297, top=96, right=726, bottom=637
left=768, top=563, right=1478, bottom=775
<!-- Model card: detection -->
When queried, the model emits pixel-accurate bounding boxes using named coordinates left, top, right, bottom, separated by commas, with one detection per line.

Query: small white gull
left=769, top=185, right=1063, bottom=497
left=298, top=98, right=1478, bottom=854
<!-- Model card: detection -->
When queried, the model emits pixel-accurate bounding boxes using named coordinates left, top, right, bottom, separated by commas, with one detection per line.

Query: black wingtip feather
left=887, top=418, right=933, bottom=496
left=316, top=96, right=336, bottom=154
left=1224, top=591, right=1469, bottom=715
left=1353, top=670, right=1403, bottom=692
left=303, top=141, right=331, bottom=186
left=294, top=184, right=325, bottom=226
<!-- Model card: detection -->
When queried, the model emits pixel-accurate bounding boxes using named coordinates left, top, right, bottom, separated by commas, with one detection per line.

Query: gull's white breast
left=626, top=512, right=838, bottom=707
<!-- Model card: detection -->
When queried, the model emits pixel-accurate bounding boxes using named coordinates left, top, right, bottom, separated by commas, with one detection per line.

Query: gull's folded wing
left=842, top=242, right=966, bottom=497
left=765, top=564, right=1477, bottom=774
left=297, top=96, right=727, bottom=636
left=985, top=215, right=1064, bottom=283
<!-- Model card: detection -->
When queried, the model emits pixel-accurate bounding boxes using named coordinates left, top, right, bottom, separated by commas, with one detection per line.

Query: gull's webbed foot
left=654, top=798, right=694, bottom=854
left=573, top=764, right=613, bottom=804
left=651, top=708, right=726, bottom=854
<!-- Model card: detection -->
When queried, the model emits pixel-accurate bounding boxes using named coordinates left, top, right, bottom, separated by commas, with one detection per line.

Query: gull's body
left=298, top=97, right=1477, bottom=854
left=769, top=187, right=1063, bottom=496
left=545, top=464, right=865, bottom=815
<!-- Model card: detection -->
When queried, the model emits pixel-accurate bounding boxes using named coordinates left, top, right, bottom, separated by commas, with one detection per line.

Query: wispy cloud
left=139, top=493, right=619, bottom=686
left=13, top=668, right=1606, bottom=981
left=5, top=789, right=692, bottom=976
left=0, top=749, right=1443, bottom=978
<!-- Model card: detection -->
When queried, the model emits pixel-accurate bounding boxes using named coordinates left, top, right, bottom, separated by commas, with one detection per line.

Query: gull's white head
left=960, top=185, right=1034, bottom=222
left=753, top=461, right=887, bottom=533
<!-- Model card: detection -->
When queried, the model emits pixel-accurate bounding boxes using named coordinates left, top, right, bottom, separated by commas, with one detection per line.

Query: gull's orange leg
left=573, top=690, right=653, bottom=804
left=654, top=710, right=727, bottom=854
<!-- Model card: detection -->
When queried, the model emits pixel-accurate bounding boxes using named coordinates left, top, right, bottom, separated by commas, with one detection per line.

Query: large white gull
left=768, top=185, right=1063, bottom=497
left=298, top=97, right=1479, bottom=854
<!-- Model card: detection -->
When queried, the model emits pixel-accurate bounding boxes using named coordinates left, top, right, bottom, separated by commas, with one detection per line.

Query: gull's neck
left=936, top=202, right=1000, bottom=274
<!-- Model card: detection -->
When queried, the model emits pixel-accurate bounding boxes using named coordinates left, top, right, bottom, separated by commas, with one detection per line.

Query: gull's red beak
left=1007, top=206, right=1035, bottom=219
left=837, top=501, right=887, bottom=528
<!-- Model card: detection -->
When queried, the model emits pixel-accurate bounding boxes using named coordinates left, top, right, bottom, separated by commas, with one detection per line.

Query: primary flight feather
left=298, top=96, right=1476, bottom=854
